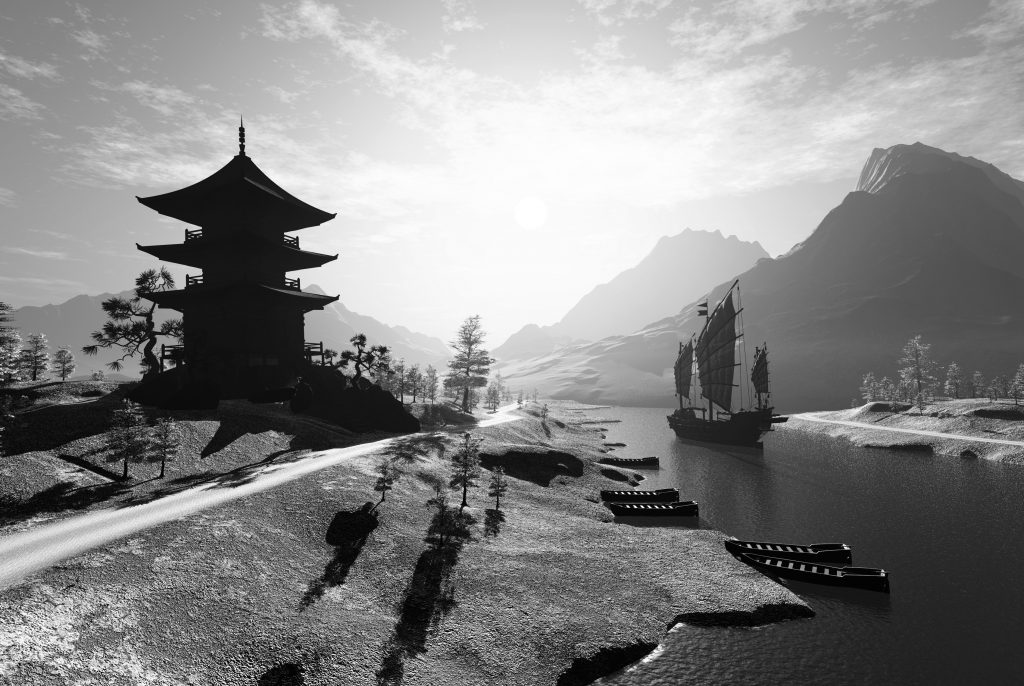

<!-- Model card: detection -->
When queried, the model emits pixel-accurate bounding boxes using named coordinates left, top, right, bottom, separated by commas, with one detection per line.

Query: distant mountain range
left=498, top=142, right=1024, bottom=412
left=7, top=286, right=450, bottom=380
left=493, top=229, right=768, bottom=360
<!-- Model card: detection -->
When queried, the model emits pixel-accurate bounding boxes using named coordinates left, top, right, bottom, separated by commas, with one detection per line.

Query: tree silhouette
left=108, top=400, right=152, bottom=480
left=447, top=315, right=494, bottom=413
left=20, top=333, right=50, bottom=382
left=52, top=346, right=76, bottom=381
left=83, top=267, right=182, bottom=377
left=338, top=333, right=391, bottom=381
left=375, top=458, right=400, bottom=503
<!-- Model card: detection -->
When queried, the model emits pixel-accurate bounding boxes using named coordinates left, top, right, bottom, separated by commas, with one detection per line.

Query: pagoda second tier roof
left=137, top=154, right=336, bottom=231
left=135, top=237, right=338, bottom=271
left=142, top=282, right=339, bottom=313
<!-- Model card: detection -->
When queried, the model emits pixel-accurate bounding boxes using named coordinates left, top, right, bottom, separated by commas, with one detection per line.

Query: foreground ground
left=0, top=383, right=809, bottom=685
left=791, top=398, right=1024, bottom=462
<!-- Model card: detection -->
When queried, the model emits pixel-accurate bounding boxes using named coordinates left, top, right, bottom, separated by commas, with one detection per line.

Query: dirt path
left=0, top=406, right=522, bottom=590
left=791, top=412, right=1024, bottom=447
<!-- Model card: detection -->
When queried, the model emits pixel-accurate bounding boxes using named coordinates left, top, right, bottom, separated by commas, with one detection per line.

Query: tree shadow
left=375, top=507, right=475, bottom=686
left=483, top=508, right=505, bottom=537
left=200, top=421, right=252, bottom=458
left=299, top=503, right=379, bottom=611
left=0, top=481, right=129, bottom=526
left=382, top=433, right=447, bottom=465
left=257, top=662, right=305, bottom=685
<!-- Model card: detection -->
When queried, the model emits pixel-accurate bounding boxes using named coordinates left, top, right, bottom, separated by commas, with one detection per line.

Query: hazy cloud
left=0, top=188, right=15, bottom=207
left=0, top=83, right=45, bottom=120
left=2, top=247, right=76, bottom=260
left=72, top=29, right=110, bottom=59
left=441, top=0, right=484, bottom=33
left=0, top=51, right=60, bottom=81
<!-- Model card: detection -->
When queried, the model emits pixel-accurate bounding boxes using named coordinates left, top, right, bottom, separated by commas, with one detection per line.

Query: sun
left=513, top=195, right=548, bottom=231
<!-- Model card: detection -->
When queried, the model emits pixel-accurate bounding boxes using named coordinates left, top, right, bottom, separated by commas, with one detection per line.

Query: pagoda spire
left=238, top=116, right=246, bottom=156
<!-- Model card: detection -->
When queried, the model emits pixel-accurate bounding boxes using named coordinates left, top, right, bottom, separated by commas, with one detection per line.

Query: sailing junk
left=667, top=280, right=787, bottom=447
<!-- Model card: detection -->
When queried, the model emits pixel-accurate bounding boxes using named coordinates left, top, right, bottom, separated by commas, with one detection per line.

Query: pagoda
left=136, top=120, right=339, bottom=397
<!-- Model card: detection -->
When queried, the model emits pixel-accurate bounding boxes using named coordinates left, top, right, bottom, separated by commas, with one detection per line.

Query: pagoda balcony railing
left=282, top=234, right=299, bottom=249
left=185, top=228, right=204, bottom=241
left=185, top=274, right=204, bottom=288
left=304, top=341, right=325, bottom=365
left=283, top=276, right=301, bottom=290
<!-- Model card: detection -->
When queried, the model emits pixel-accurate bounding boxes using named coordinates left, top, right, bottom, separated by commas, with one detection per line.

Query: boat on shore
left=724, top=539, right=853, bottom=564
left=598, top=455, right=659, bottom=468
left=606, top=501, right=698, bottom=517
left=600, top=488, right=678, bottom=502
left=667, top=280, right=787, bottom=448
left=735, top=552, right=890, bottom=593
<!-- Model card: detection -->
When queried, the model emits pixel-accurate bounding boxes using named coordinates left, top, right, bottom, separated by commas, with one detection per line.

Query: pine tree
left=449, top=432, right=483, bottom=511
left=407, top=363, right=422, bottom=402
left=108, top=400, right=152, bottom=480
left=151, top=416, right=179, bottom=478
left=424, top=365, right=439, bottom=405
left=52, top=346, right=76, bottom=381
left=447, top=315, right=494, bottom=413
left=1011, top=365, right=1024, bottom=405
left=898, top=335, right=937, bottom=402
left=21, top=333, right=50, bottom=382
left=944, top=362, right=963, bottom=399
left=485, top=382, right=501, bottom=412
left=338, top=333, right=391, bottom=381
left=83, top=268, right=183, bottom=377
left=393, top=359, right=406, bottom=402
left=0, top=329, right=23, bottom=385
left=860, top=372, right=878, bottom=402
left=488, top=466, right=508, bottom=511
left=971, top=371, right=986, bottom=399
left=374, top=458, right=400, bottom=503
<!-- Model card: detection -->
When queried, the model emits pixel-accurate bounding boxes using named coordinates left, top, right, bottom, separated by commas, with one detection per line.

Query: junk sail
left=666, top=280, right=787, bottom=448
left=696, top=293, right=738, bottom=412
left=674, top=340, right=693, bottom=400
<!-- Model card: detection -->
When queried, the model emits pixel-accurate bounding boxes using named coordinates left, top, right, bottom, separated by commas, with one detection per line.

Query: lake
left=591, top=406, right=1024, bottom=686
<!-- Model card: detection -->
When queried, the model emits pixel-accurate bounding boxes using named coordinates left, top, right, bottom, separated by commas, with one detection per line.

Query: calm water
left=591, top=407, right=1024, bottom=686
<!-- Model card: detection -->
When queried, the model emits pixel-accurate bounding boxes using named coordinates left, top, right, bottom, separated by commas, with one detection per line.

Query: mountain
left=500, top=142, right=1024, bottom=411
left=304, top=285, right=450, bottom=368
left=8, top=287, right=449, bottom=380
left=493, top=229, right=768, bottom=360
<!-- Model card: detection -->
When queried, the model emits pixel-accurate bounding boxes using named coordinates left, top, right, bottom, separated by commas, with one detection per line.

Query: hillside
left=493, top=229, right=767, bottom=361
left=500, top=143, right=1024, bottom=412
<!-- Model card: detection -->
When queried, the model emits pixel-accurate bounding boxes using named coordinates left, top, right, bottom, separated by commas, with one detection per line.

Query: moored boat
left=724, top=539, right=853, bottom=564
left=600, top=488, right=679, bottom=502
left=667, top=280, right=787, bottom=448
left=606, top=500, right=698, bottom=517
left=735, top=552, right=890, bottom=593
left=598, top=455, right=660, bottom=468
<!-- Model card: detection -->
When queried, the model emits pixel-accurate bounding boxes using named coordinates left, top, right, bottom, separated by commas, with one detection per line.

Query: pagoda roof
left=135, top=239, right=338, bottom=272
left=142, top=282, right=339, bottom=313
left=137, top=154, right=336, bottom=231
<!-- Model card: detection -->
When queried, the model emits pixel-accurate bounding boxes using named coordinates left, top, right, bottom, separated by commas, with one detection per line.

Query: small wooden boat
left=736, top=552, right=890, bottom=593
left=600, top=488, right=679, bottom=503
left=724, top=539, right=852, bottom=564
left=606, top=500, right=698, bottom=517
left=599, top=456, right=660, bottom=468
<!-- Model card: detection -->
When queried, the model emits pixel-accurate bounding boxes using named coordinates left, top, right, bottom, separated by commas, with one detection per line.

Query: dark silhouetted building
left=136, top=121, right=339, bottom=397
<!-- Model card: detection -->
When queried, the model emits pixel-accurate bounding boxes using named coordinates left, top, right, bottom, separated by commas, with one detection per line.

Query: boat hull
left=667, top=408, right=782, bottom=448
left=606, top=500, right=698, bottom=517
left=600, top=488, right=678, bottom=502
left=598, top=456, right=660, bottom=468
left=736, top=552, right=890, bottom=593
left=724, top=539, right=853, bottom=564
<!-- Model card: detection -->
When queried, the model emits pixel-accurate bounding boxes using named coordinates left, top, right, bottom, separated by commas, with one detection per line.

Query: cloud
left=265, top=85, right=300, bottom=104
left=0, top=83, right=45, bottom=120
left=0, top=51, right=60, bottom=81
left=113, top=80, right=198, bottom=117
left=72, top=28, right=110, bottom=59
left=0, top=188, right=14, bottom=207
left=577, top=0, right=672, bottom=26
left=1, top=247, right=77, bottom=260
left=441, top=0, right=484, bottom=33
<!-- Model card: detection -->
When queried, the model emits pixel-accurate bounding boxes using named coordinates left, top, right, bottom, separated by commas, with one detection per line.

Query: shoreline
left=785, top=399, right=1024, bottom=462
left=0, top=390, right=812, bottom=685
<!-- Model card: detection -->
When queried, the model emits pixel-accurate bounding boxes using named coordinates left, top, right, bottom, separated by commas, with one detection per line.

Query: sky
left=1, top=0, right=1023, bottom=345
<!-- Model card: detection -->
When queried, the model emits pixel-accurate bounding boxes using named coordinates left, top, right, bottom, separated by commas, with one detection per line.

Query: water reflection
left=599, top=407, right=1024, bottom=686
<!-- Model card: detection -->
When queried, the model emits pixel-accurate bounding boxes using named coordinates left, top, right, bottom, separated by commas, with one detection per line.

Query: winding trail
left=791, top=412, right=1024, bottom=448
left=0, top=406, right=522, bottom=591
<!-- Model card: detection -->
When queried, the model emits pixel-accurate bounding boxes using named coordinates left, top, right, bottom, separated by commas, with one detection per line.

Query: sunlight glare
left=514, top=195, right=548, bottom=231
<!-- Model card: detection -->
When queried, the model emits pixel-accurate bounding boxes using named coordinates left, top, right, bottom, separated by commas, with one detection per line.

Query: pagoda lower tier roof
left=142, top=282, right=339, bottom=313
left=137, top=154, right=336, bottom=232
left=135, top=238, right=338, bottom=271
